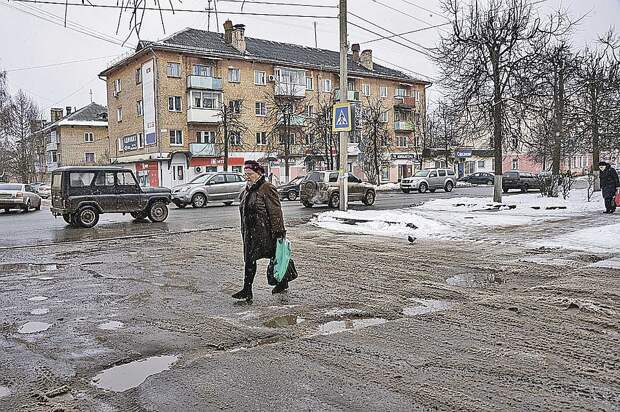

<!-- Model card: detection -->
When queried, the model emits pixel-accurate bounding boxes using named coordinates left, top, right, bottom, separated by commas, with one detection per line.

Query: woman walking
left=233, top=160, right=289, bottom=302
left=599, top=161, right=620, bottom=214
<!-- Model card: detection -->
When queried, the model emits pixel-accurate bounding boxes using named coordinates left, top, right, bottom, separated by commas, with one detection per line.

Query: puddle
left=30, top=308, right=49, bottom=315
left=98, top=321, right=124, bottom=331
left=0, top=263, right=58, bottom=274
left=92, top=355, right=178, bottom=392
left=325, top=308, right=365, bottom=317
left=18, top=321, right=51, bottom=334
left=36, top=276, right=54, bottom=281
left=0, top=386, right=10, bottom=398
left=446, top=273, right=502, bottom=288
left=263, top=315, right=304, bottom=328
left=318, top=318, right=387, bottom=335
left=28, top=296, right=48, bottom=302
left=403, top=299, right=453, bottom=316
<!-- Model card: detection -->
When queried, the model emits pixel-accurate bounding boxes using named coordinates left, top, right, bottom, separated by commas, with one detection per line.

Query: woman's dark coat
left=239, top=176, right=285, bottom=262
left=600, top=165, right=620, bottom=199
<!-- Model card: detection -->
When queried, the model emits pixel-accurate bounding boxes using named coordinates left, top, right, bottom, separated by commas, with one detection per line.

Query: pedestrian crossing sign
left=332, top=102, right=352, bottom=132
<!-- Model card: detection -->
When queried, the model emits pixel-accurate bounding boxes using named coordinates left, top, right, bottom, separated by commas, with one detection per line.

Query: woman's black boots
left=232, top=286, right=253, bottom=302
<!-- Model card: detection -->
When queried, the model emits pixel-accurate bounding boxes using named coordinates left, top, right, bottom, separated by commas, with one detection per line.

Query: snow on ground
left=374, top=183, right=401, bottom=191
left=533, top=223, right=620, bottom=254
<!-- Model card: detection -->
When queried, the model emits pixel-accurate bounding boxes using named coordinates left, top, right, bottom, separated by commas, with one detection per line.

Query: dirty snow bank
left=532, top=223, right=620, bottom=253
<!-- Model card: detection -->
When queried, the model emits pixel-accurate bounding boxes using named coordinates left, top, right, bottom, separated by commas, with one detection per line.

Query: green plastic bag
left=273, top=238, right=292, bottom=283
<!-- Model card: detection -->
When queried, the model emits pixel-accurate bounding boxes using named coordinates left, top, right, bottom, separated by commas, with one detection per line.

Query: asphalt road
left=0, top=187, right=495, bottom=248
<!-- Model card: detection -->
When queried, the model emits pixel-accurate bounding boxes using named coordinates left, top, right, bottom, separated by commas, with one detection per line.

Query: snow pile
left=533, top=223, right=620, bottom=253
left=374, top=183, right=401, bottom=192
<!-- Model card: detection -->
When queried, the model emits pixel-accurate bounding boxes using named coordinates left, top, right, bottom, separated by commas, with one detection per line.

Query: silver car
left=400, top=168, right=456, bottom=193
left=171, top=172, right=246, bottom=208
left=0, top=183, right=42, bottom=213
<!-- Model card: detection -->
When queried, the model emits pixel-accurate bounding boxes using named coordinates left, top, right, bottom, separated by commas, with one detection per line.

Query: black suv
left=50, top=166, right=171, bottom=228
left=277, top=175, right=305, bottom=201
left=502, top=171, right=540, bottom=193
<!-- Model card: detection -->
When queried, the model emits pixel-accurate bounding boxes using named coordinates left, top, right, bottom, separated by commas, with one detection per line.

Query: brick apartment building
left=42, top=103, right=109, bottom=173
left=99, top=20, right=430, bottom=187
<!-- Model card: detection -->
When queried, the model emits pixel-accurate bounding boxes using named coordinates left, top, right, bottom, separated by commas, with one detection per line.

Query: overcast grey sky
left=1, top=0, right=618, bottom=121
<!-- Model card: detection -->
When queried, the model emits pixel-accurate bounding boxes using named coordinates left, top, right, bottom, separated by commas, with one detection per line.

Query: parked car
left=277, top=175, right=305, bottom=201
left=37, top=184, right=51, bottom=199
left=458, top=172, right=494, bottom=185
left=50, top=166, right=171, bottom=228
left=299, top=171, right=376, bottom=208
left=171, top=172, right=246, bottom=208
left=0, top=183, right=42, bottom=213
left=400, top=168, right=456, bottom=193
left=502, top=171, right=540, bottom=193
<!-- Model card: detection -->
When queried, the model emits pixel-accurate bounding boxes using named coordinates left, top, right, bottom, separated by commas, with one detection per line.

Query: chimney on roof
left=223, top=20, right=246, bottom=53
left=50, top=108, right=63, bottom=122
left=352, top=43, right=360, bottom=63
left=360, top=49, right=373, bottom=71
left=66, top=106, right=72, bottom=116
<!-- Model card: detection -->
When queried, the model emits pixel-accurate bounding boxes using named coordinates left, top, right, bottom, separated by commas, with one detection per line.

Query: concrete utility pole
left=338, top=0, right=348, bottom=211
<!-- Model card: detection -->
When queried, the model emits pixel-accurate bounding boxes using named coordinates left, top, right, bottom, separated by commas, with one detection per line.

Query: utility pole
left=313, top=21, right=318, bottom=48
left=338, top=0, right=348, bottom=211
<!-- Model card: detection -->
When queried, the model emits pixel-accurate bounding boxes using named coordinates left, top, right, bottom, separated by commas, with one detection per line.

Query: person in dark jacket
left=232, top=160, right=288, bottom=302
left=599, top=161, right=620, bottom=214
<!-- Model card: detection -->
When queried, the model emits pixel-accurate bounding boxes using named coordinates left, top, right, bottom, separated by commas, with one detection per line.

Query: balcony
left=187, top=108, right=221, bottom=123
left=394, top=121, right=414, bottom=131
left=189, top=143, right=219, bottom=157
left=394, top=96, right=416, bottom=108
left=274, top=82, right=306, bottom=97
left=186, top=75, right=223, bottom=90
left=335, top=89, right=361, bottom=101
left=46, top=142, right=57, bottom=152
left=278, top=114, right=306, bottom=127
left=47, top=162, right=58, bottom=171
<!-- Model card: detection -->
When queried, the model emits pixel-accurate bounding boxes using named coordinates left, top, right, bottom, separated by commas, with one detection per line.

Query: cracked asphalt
left=0, top=188, right=618, bottom=411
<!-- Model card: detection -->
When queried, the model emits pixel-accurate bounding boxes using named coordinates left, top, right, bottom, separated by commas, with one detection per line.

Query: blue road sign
left=332, top=103, right=352, bottom=132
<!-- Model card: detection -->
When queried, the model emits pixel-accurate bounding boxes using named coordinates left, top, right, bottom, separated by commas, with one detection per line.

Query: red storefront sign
left=190, top=157, right=245, bottom=167
left=135, top=161, right=159, bottom=187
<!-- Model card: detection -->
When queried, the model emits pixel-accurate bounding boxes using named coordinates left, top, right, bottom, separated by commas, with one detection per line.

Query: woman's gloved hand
left=274, top=231, right=286, bottom=239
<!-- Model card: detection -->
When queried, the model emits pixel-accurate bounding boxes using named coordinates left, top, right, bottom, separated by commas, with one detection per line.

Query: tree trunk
left=492, top=56, right=504, bottom=203
left=590, top=85, right=601, bottom=191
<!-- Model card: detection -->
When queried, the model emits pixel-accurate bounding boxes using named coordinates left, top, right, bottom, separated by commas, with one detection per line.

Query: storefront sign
left=142, top=59, right=157, bottom=145
left=391, top=153, right=418, bottom=160
left=455, top=149, right=473, bottom=158
left=122, top=134, right=138, bottom=151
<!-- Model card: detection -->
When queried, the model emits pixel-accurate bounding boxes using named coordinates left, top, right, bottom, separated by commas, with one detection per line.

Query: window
left=95, top=172, right=115, bottom=187
left=135, top=68, right=142, bottom=84
left=118, top=171, right=137, bottom=186
left=169, top=130, right=183, bottom=146
left=191, top=91, right=222, bottom=109
left=396, top=135, right=407, bottom=147
left=84, top=132, right=94, bottom=143
left=84, top=152, right=96, bottom=163
left=210, top=174, right=226, bottom=184
left=49, top=151, right=58, bottom=163
left=168, top=96, right=182, bottom=112
left=512, top=159, right=519, bottom=170
left=328, top=172, right=339, bottom=182
left=228, top=68, right=240, bottom=83
left=172, top=166, right=184, bottom=181
left=279, top=133, right=295, bottom=145
left=306, top=105, right=314, bottom=117
left=136, top=100, right=143, bottom=116
left=447, top=170, right=455, bottom=176
left=167, top=62, right=181, bottom=77
left=113, top=79, right=121, bottom=94
left=255, top=101, right=267, bottom=116
left=434, top=161, right=447, bottom=168
left=306, top=76, right=314, bottom=90
left=380, top=111, right=388, bottom=123
left=396, top=87, right=407, bottom=97
left=380, top=86, right=388, bottom=98
left=228, top=100, right=241, bottom=114
left=254, top=70, right=266, bottom=85
left=304, top=134, right=314, bottom=145
left=478, top=160, right=485, bottom=168
left=69, top=172, right=95, bottom=187
left=362, top=84, right=370, bottom=96
left=137, top=132, right=144, bottom=148
left=381, top=167, right=390, bottom=182
left=429, top=171, right=437, bottom=178
left=229, top=132, right=242, bottom=146
left=322, top=79, right=332, bottom=92
left=438, top=170, right=446, bottom=177
left=232, top=166, right=242, bottom=173
left=511, top=136, right=519, bottom=149
left=196, top=131, right=216, bottom=144
left=256, top=132, right=268, bottom=146
left=116, top=107, right=123, bottom=122
left=193, top=64, right=213, bottom=77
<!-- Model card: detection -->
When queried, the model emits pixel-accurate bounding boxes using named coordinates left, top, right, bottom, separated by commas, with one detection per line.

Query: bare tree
left=306, top=93, right=338, bottom=171
left=428, top=99, right=464, bottom=168
left=359, top=97, right=390, bottom=185
left=5, top=91, right=41, bottom=182
left=217, top=97, right=248, bottom=171
left=435, top=0, right=570, bottom=202
left=0, top=70, right=10, bottom=181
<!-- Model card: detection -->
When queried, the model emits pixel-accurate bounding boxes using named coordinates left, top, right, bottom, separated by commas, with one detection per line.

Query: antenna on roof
left=214, top=0, right=220, bottom=33
left=313, top=21, right=318, bottom=48
left=207, top=0, right=212, bottom=32
left=206, top=0, right=220, bottom=32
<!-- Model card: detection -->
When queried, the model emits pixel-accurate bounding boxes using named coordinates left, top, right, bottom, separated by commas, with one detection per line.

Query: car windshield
left=307, top=172, right=324, bottom=182
left=414, top=170, right=429, bottom=177
left=0, top=184, right=22, bottom=190
left=189, top=174, right=214, bottom=184
left=505, top=172, right=518, bottom=178
left=290, top=176, right=304, bottom=184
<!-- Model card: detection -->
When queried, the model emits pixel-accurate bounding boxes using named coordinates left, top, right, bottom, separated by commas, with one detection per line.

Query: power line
left=6, top=55, right=119, bottom=72
left=8, top=0, right=338, bottom=18
left=373, top=55, right=436, bottom=83
left=348, top=20, right=433, bottom=59
left=349, top=11, right=433, bottom=52
left=370, top=0, right=440, bottom=28
left=397, top=0, right=450, bottom=21
left=217, top=0, right=337, bottom=8
left=359, top=23, right=450, bottom=45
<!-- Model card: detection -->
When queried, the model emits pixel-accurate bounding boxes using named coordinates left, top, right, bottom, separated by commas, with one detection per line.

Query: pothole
left=27, top=296, right=48, bottom=302
left=92, top=355, right=179, bottom=392
left=36, top=276, right=55, bottom=281
left=263, top=315, right=304, bottom=328
left=403, top=299, right=454, bottom=316
left=325, top=308, right=365, bottom=317
left=318, top=318, right=387, bottom=335
left=0, top=386, right=11, bottom=398
left=0, top=263, right=59, bottom=273
left=446, top=273, right=503, bottom=288
left=97, top=321, right=124, bottom=331
left=30, top=308, right=49, bottom=315
left=17, top=321, right=51, bottom=334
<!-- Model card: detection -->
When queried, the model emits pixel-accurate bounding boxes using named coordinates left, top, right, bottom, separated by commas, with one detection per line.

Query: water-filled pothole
left=97, top=321, right=124, bottom=331
left=263, top=315, right=304, bottom=328
left=446, top=273, right=503, bottom=288
left=318, top=318, right=386, bottom=335
left=403, top=299, right=453, bottom=316
left=325, top=308, right=365, bottom=317
left=92, top=355, right=179, bottom=392
left=18, top=321, right=51, bottom=334
left=0, top=263, right=58, bottom=273
left=0, top=386, right=11, bottom=398
left=30, top=308, right=49, bottom=315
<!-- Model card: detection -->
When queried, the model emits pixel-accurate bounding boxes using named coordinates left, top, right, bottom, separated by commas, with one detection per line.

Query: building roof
left=102, top=28, right=430, bottom=85
left=39, top=102, right=108, bottom=133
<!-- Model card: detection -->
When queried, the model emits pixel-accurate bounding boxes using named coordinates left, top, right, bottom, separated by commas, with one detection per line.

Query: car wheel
left=329, top=192, right=340, bottom=209
left=22, top=200, right=31, bottom=213
left=224, top=201, right=234, bottom=206
left=191, top=193, right=207, bottom=208
left=429, top=188, right=436, bottom=193
left=445, top=181, right=454, bottom=192
left=302, top=201, right=313, bottom=208
left=62, top=214, right=72, bottom=224
left=4, top=208, right=9, bottom=213
left=287, top=191, right=298, bottom=201
left=130, top=211, right=148, bottom=221
left=362, top=190, right=376, bottom=206
left=148, top=201, right=169, bottom=223
left=418, top=183, right=428, bottom=193
left=521, top=184, right=529, bottom=193
left=76, top=206, right=99, bottom=228
left=503, top=188, right=509, bottom=193
left=401, top=189, right=410, bottom=194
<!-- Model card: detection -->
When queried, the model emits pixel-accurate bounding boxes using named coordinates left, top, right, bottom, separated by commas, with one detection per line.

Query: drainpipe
left=150, top=48, right=164, bottom=186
